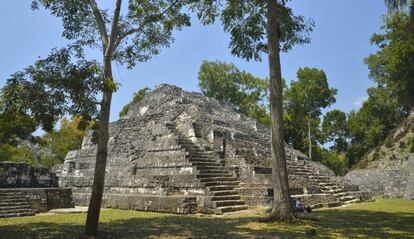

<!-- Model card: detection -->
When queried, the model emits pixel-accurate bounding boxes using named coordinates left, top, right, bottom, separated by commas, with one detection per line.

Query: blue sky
left=0, top=1, right=387, bottom=123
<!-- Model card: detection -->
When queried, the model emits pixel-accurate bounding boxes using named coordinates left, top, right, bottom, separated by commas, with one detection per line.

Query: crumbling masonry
left=60, top=84, right=371, bottom=214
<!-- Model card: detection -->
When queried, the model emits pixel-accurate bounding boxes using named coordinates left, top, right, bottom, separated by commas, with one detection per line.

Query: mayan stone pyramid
left=59, top=84, right=371, bottom=214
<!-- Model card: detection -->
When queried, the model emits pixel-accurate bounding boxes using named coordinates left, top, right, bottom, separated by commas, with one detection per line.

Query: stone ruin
left=345, top=154, right=414, bottom=200
left=0, top=161, right=74, bottom=218
left=60, top=84, right=371, bottom=214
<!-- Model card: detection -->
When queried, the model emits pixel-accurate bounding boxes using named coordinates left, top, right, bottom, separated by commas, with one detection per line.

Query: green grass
left=0, top=198, right=413, bottom=239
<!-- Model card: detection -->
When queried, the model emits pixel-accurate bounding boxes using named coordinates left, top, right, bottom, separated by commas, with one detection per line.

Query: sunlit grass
left=0, top=198, right=413, bottom=238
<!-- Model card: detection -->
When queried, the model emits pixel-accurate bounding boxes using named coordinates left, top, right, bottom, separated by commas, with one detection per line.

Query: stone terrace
left=60, top=84, right=371, bottom=214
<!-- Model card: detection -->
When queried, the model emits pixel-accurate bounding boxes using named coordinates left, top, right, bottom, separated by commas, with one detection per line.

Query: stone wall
left=73, top=192, right=197, bottom=214
left=0, top=161, right=58, bottom=188
left=345, top=154, right=414, bottom=199
left=0, top=188, right=74, bottom=213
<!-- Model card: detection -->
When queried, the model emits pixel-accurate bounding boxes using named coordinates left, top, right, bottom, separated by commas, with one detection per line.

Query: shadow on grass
left=0, top=209, right=413, bottom=239
left=301, top=209, right=414, bottom=239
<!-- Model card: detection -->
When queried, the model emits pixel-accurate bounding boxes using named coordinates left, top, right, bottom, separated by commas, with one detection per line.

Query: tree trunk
left=264, top=0, right=296, bottom=221
left=85, top=57, right=113, bottom=237
left=307, top=116, right=312, bottom=160
left=410, top=1, right=414, bottom=35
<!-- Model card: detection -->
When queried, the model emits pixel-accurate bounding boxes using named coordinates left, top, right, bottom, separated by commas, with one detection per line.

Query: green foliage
left=317, top=148, right=348, bottom=176
left=347, top=87, right=405, bottom=167
left=1, top=48, right=102, bottom=132
left=365, top=13, right=414, bottom=112
left=285, top=67, right=337, bottom=118
left=38, top=117, right=86, bottom=168
left=198, top=61, right=269, bottom=126
left=0, top=143, right=37, bottom=165
left=284, top=67, right=337, bottom=154
left=32, top=0, right=192, bottom=69
left=192, top=0, right=314, bottom=61
left=119, top=87, right=151, bottom=117
left=322, top=109, right=348, bottom=153
left=0, top=100, right=36, bottom=145
left=0, top=117, right=86, bottom=168
left=385, top=0, right=411, bottom=11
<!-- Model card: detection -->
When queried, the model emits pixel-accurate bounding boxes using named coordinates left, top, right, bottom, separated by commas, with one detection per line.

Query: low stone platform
left=73, top=193, right=197, bottom=214
left=0, top=188, right=74, bottom=215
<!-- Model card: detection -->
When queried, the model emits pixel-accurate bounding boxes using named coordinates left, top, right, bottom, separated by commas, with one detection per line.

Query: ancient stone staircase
left=166, top=122, right=248, bottom=214
left=287, top=161, right=362, bottom=207
left=0, top=189, right=35, bottom=218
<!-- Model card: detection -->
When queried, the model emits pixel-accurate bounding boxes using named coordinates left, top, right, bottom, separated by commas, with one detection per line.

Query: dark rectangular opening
left=254, top=167, right=272, bottom=174
left=267, top=188, right=274, bottom=197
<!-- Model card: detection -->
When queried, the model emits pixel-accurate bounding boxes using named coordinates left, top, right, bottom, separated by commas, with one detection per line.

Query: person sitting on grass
left=294, top=198, right=311, bottom=213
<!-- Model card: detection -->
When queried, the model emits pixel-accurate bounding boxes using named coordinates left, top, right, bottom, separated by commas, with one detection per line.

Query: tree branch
left=106, top=0, right=123, bottom=57
left=113, top=0, right=181, bottom=50
left=88, top=0, right=109, bottom=51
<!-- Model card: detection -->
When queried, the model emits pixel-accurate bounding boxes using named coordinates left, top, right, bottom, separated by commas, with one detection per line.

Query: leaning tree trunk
left=85, top=57, right=114, bottom=237
left=265, top=0, right=296, bottom=221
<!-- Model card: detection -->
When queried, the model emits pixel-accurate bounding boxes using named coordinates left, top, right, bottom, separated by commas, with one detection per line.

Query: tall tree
left=365, top=13, right=414, bottom=112
left=26, top=0, right=192, bottom=237
left=347, top=87, right=404, bottom=167
left=192, top=0, right=313, bottom=221
left=284, top=67, right=337, bottom=160
left=322, top=109, right=348, bottom=153
left=385, top=0, right=414, bottom=33
left=198, top=60, right=269, bottom=126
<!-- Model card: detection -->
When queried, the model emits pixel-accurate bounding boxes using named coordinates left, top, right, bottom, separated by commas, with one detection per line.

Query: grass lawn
left=0, top=198, right=413, bottom=239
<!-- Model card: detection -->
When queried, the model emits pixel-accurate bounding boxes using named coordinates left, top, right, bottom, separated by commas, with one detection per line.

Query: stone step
left=0, top=201, right=29, bottom=207
left=204, top=181, right=239, bottom=187
left=215, top=205, right=248, bottom=214
left=197, top=166, right=225, bottom=170
left=190, top=159, right=218, bottom=164
left=210, top=190, right=239, bottom=196
left=211, top=195, right=241, bottom=201
left=0, top=195, right=25, bottom=199
left=214, top=200, right=245, bottom=207
left=208, top=185, right=235, bottom=191
left=339, top=195, right=356, bottom=202
left=342, top=198, right=361, bottom=204
left=197, top=174, right=232, bottom=178
left=293, top=172, right=314, bottom=176
left=197, top=171, right=230, bottom=176
left=321, top=185, right=342, bottom=190
left=0, top=192, right=18, bottom=196
left=314, top=179, right=331, bottom=183
left=321, top=189, right=344, bottom=194
left=192, top=162, right=221, bottom=167
left=0, top=208, right=33, bottom=214
left=334, top=191, right=359, bottom=197
left=187, top=152, right=213, bottom=156
left=187, top=154, right=214, bottom=158
left=0, top=205, right=31, bottom=211
left=189, top=158, right=216, bottom=162
left=0, top=212, right=35, bottom=218
left=199, top=177, right=237, bottom=183
left=0, top=198, right=28, bottom=203
left=318, top=182, right=336, bottom=187
left=309, top=175, right=331, bottom=179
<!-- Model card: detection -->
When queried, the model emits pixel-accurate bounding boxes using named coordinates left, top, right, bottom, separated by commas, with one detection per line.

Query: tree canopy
left=198, top=60, right=269, bottom=126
